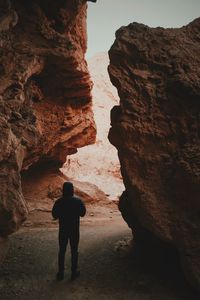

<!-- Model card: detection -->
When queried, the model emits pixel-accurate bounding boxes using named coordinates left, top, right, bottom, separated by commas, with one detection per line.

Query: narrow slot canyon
left=0, top=1, right=200, bottom=299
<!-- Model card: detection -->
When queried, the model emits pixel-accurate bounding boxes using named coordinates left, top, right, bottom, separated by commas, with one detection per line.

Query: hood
left=63, top=182, right=74, bottom=198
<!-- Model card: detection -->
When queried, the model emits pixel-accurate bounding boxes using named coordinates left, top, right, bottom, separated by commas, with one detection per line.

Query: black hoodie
left=52, top=182, right=86, bottom=232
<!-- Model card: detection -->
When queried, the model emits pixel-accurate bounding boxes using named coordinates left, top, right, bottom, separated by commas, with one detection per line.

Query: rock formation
left=62, top=53, right=124, bottom=200
left=108, top=18, right=200, bottom=289
left=0, top=0, right=96, bottom=238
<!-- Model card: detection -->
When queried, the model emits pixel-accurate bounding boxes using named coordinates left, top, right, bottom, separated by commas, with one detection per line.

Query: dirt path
left=0, top=213, right=198, bottom=300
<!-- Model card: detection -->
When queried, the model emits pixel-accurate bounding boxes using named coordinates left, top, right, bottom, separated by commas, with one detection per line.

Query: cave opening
left=60, top=52, right=124, bottom=204
left=21, top=46, right=125, bottom=229
left=20, top=0, right=126, bottom=229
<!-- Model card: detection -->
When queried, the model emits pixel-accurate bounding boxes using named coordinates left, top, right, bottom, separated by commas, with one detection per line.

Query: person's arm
left=79, top=200, right=86, bottom=217
left=52, top=200, right=60, bottom=220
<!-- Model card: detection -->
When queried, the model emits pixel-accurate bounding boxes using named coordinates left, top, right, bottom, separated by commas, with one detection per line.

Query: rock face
left=62, top=53, right=124, bottom=200
left=108, top=18, right=200, bottom=289
left=0, top=0, right=96, bottom=237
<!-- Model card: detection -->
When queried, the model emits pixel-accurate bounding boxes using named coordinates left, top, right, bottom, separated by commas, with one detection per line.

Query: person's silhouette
left=52, top=182, right=86, bottom=281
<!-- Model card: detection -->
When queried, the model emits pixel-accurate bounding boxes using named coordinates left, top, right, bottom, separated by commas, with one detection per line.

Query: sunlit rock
left=62, top=53, right=124, bottom=200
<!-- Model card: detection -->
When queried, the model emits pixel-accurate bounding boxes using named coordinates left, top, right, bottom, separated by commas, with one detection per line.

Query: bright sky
left=86, top=0, right=200, bottom=58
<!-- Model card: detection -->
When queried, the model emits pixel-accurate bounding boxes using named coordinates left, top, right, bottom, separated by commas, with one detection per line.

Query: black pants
left=58, top=230, right=79, bottom=274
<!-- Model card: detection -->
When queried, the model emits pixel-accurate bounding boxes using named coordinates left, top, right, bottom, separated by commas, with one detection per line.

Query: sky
left=86, top=0, right=200, bottom=58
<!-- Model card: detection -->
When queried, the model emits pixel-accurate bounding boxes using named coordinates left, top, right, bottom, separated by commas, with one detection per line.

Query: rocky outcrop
left=0, top=0, right=96, bottom=237
left=108, top=18, right=200, bottom=289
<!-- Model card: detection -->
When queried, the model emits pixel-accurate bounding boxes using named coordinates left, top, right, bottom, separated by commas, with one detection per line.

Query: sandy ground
left=0, top=205, right=198, bottom=300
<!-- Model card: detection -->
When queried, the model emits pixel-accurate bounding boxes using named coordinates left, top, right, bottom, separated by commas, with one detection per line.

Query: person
left=52, top=182, right=86, bottom=281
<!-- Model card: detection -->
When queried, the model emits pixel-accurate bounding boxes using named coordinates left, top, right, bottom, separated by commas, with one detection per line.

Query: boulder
left=108, top=18, right=200, bottom=289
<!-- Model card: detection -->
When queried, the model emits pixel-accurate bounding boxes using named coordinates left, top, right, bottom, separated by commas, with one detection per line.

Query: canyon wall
left=108, top=18, right=200, bottom=289
left=0, top=0, right=96, bottom=237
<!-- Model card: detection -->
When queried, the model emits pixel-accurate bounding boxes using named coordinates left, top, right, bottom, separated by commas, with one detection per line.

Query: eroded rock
left=108, top=18, right=200, bottom=289
left=62, top=53, right=124, bottom=200
left=0, top=0, right=96, bottom=237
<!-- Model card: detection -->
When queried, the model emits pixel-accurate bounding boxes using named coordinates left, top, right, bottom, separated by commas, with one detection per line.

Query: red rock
left=0, top=1, right=96, bottom=237
left=108, top=18, right=200, bottom=289
left=62, top=53, right=124, bottom=200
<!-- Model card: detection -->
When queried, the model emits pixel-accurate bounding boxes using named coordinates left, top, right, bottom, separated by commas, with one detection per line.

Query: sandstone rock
left=0, top=1, right=96, bottom=236
left=108, top=18, right=200, bottom=289
left=62, top=53, right=124, bottom=200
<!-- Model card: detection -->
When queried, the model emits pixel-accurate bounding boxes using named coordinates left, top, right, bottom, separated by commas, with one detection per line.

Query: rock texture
left=108, top=18, right=200, bottom=289
left=0, top=0, right=96, bottom=237
left=62, top=53, right=124, bottom=200
left=0, top=237, right=8, bottom=264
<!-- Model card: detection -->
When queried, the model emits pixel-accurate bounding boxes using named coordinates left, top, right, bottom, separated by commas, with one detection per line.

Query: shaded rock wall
left=108, top=18, right=200, bottom=289
left=0, top=237, right=8, bottom=264
left=0, top=0, right=96, bottom=237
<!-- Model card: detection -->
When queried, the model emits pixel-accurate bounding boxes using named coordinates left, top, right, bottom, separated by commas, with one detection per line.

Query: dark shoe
left=56, top=272, right=64, bottom=281
left=70, top=270, right=80, bottom=281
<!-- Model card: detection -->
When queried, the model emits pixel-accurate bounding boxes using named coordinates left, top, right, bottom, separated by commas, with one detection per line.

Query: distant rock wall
left=0, top=0, right=96, bottom=237
left=108, top=18, right=200, bottom=289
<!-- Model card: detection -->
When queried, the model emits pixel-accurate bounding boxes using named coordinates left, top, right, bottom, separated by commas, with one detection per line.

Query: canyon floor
left=0, top=203, right=198, bottom=300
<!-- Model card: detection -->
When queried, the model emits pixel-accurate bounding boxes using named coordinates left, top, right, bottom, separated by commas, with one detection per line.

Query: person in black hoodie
left=52, top=182, right=86, bottom=281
